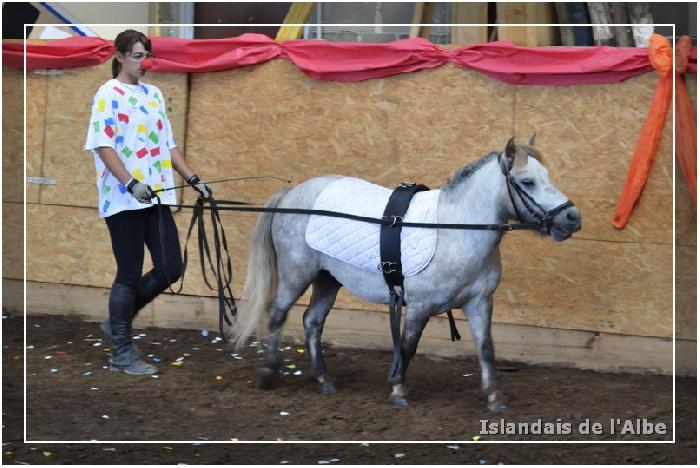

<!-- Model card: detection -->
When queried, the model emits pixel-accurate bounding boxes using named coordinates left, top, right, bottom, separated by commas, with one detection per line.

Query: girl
left=85, top=29, right=210, bottom=375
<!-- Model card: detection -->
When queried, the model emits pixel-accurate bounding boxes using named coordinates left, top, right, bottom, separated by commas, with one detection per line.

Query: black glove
left=126, top=178, right=154, bottom=204
left=186, top=174, right=212, bottom=199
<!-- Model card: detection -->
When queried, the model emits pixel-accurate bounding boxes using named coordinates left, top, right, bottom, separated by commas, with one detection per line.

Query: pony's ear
left=500, top=137, right=516, bottom=173
left=524, top=132, right=536, bottom=146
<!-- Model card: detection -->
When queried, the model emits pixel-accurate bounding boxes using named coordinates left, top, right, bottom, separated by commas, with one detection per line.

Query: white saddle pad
left=305, top=177, right=440, bottom=277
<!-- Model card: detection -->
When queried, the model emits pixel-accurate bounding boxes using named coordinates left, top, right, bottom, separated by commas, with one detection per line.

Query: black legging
left=105, top=205, right=183, bottom=313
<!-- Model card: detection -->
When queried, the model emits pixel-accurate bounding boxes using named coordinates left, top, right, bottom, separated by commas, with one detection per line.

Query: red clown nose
left=140, top=58, right=153, bottom=71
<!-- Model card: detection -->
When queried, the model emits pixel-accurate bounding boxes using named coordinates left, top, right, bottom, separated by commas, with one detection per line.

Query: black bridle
left=500, top=153, right=574, bottom=235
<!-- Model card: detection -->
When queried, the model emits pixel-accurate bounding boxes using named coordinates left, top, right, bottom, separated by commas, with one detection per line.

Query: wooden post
left=587, top=2, right=615, bottom=46
left=497, top=2, right=556, bottom=46
left=609, top=3, right=635, bottom=47
left=450, top=2, right=488, bottom=44
left=409, top=3, right=424, bottom=38
left=554, top=2, right=574, bottom=46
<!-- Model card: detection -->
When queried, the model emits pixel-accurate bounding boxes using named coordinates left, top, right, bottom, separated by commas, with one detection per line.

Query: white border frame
left=22, top=21, right=678, bottom=445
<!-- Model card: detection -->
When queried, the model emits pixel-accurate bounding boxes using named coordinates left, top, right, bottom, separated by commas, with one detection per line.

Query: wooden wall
left=3, top=58, right=696, bottom=344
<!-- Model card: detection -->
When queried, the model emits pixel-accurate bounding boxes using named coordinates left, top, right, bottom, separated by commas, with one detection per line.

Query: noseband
left=501, top=154, right=574, bottom=234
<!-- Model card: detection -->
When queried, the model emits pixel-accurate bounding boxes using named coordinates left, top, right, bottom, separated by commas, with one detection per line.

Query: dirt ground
left=2, top=312, right=696, bottom=464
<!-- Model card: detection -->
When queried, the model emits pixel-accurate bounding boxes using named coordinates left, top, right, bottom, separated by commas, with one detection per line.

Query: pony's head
left=498, top=134, right=581, bottom=241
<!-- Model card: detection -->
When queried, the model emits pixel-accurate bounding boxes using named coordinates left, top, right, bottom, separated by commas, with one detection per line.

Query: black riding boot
left=108, top=283, right=157, bottom=375
left=101, top=270, right=170, bottom=339
left=133, top=270, right=171, bottom=319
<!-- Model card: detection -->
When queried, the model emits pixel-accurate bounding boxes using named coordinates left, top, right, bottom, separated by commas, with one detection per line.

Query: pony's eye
left=521, top=178, right=535, bottom=187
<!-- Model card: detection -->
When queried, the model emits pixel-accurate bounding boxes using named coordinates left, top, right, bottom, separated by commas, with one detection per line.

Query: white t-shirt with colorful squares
left=85, top=78, right=178, bottom=218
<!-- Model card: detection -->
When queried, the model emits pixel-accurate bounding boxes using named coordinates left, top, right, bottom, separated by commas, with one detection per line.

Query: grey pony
left=231, top=135, right=582, bottom=412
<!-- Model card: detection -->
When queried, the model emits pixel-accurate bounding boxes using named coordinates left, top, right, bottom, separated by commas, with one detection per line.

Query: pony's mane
left=443, top=151, right=499, bottom=190
left=443, top=143, right=544, bottom=190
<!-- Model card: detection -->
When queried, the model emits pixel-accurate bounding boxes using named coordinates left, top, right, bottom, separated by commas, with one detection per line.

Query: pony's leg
left=257, top=279, right=311, bottom=389
left=388, top=306, right=430, bottom=407
left=303, top=271, right=341, bottom=395
left=463, top=295, right=507, bottom=412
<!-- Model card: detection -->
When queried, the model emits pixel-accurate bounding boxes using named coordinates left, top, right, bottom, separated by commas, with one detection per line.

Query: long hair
left=112, top=29, right=152, bottom=78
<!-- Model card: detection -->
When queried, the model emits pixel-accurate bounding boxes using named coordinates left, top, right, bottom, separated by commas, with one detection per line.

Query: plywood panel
left=514, top=73, right=685, bottom=245
left=25, top=203, right=250, bottom=298
left=39, top=64, right=188, bottom=209
left=3, top=66, right=43, bottom=204
left=184, top=60, right=515, bottom=210
left=498, top=234, right=674, bottom=339
left=26, top=71, right=48, bottom=204
left=3, top=202, right=23, bottom=280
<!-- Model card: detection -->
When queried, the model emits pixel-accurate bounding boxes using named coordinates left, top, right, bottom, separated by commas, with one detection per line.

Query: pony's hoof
left=488, top=400, right=508, bottom=413
left=320, top=382, right=336, bottom=395
left=389, top=395, right=409, bottom=407
left=257, top=367, right=276, bottom=389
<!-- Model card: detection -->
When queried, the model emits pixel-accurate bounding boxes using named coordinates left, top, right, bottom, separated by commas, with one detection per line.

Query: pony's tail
left=231, top=189, right=289, bottom=349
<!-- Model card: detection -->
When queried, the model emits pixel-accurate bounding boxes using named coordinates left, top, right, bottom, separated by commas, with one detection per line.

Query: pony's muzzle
left=551, top=206, right=581, bottom=240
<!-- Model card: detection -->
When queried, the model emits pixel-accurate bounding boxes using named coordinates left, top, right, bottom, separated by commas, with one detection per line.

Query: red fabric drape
left=150, top=34, right=282, bottom=73
left=3, top=36, right=114, bottom=69
left=450, top=41, right=653, bottom=85
left=3, top=34, right=696, bottom=86
left=674, top=36, right=697, bottom=209
left=613, top=34, right=674, bottom=229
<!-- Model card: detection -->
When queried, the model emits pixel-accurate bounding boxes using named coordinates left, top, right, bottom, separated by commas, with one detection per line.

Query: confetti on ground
left=151, top=375, right=159, bottom=379
left=171, top=361, right=183, bottom=367
left=447, top=445, right=460, bottom=449
left=49, top=368, right=59, bottom=373
left=101, top=415, right=110, bottom=419
left=480, top=459, right=487, bottom=464
left=42, top=451, right=52, bottom=457
left=318, top=461, right=330, bottom=465
left=462, top=373, right=473, bottom=377
left=44, top=356, right=52, bottom=360
left=216, top=375, right=223, bottom=381
left=201, top=329, right=209, bottom=337
left=92, top=342, right=102, bottom=347
left=176, top=357, right=185, bottom=362
left=26, top=346, right=34, bottom=349
left=296, top=348, right=305, bottom=353
left=360, top=443, right=370, bottom=447
left=162, top=446, right=173, bottom=450
left=293, top=370, right=302, bottom=376
left=395, top=453, right=405, bottom=458
left=102, top=448, right=116, bottom=452
left=82, top=371, right=93, bottom=376
left=280, top=461, right=289, bottom=464
left=280, top=411, right=290, bottom=416
left=285, top=364, right=297, bottom=370
left=472, top=435, right=481, bottom=441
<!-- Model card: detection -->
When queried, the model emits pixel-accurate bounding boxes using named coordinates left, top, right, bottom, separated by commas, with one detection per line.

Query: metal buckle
left=397, top=182, right=415, bottom=189
left=378, top=261, right=398, bottom=274
left=383, top=215, right=403, bottom=226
